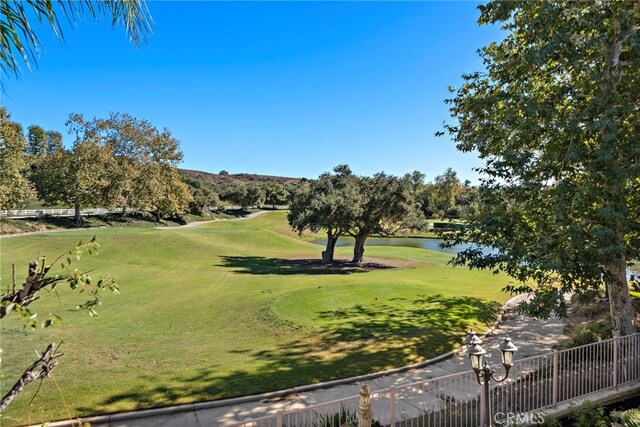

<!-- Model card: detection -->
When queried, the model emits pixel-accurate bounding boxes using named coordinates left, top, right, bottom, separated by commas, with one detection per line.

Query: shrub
left=621, top=409, right=640, bottom=427
left=315, top=405, right=381, bottom=427
left=537, top=415, right=562, bottom=427
left=556, top=318, right=613, bottom=350
left=569, top=400, right=610, bottom=427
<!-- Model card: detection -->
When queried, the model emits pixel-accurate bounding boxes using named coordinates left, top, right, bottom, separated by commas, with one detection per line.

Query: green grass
left=0, top=212, right=510, bottom=425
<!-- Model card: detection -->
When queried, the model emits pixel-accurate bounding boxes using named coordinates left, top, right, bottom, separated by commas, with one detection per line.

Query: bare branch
left=0, top=343, right=63, bottom=411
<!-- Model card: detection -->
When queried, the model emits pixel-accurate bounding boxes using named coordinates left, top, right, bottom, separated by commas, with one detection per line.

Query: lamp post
left=464, top=330, right=518, bottom=427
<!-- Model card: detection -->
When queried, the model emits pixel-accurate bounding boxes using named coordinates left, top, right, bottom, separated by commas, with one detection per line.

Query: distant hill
left=180, top=169, right=301, bottom=185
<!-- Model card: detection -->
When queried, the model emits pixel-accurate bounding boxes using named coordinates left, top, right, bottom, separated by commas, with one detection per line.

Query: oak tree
left=288, top=165, right=358, bottom=263
left=348, top=172, right=414, bottom=263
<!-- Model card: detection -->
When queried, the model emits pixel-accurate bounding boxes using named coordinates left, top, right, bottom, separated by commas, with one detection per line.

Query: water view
left=312, top=237, right=490, bottom=256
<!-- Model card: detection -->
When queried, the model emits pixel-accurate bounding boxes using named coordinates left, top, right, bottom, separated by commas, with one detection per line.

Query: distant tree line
left=1, top=107, right=476, bottom=232
left=181, top=171, right=299, bottom=212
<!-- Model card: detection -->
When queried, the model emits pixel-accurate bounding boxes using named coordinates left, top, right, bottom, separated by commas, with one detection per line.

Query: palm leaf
left=0, top=0, right=153, bottom=76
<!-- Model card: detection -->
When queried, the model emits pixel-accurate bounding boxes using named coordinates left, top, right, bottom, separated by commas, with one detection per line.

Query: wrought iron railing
left=231, top=333, right=640, bottom=427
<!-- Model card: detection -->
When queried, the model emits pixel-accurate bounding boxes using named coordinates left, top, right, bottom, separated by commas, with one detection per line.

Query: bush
left=537, top=415, right=562, bottom=426
left=556, top=318, right=613, bottom=350
left=621, top=409, right=640, bottom=427
left=570, top=400, right=610, bottom=427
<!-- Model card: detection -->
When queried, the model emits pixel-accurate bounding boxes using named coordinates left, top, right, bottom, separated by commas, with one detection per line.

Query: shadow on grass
left=218, top=255, right=395, bottom=275
left=216, top=208, right=253, bottom=218
left=10, top=211, right=172, bottom=229
left=86, top=294, right=500, bottom=413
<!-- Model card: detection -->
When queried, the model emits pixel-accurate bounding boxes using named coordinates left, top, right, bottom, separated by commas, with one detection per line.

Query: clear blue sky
left=2, top=1, right=502, bottom=182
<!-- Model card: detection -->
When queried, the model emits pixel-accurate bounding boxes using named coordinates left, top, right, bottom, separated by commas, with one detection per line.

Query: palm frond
left=0, top=0, right=153, bottom=76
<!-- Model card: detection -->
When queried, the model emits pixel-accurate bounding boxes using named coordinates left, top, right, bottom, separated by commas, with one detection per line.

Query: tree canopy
left=30, top=112, right=191, bottom=223
left=288, top=165, right=359, bottom=263
left=0, top=108, right=35, bottom=210
left=288, top=165, right=420, bottom=264
left=441, top=1, right=639, bottom=336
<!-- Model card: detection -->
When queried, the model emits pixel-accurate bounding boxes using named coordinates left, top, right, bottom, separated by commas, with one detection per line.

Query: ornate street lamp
left=463, top=331, right=518, bottom=426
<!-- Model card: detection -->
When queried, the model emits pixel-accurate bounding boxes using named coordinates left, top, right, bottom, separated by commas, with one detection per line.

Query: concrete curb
left=37, top=294, right=526, bottom=427
left=527, top=383, right=640, bottom=425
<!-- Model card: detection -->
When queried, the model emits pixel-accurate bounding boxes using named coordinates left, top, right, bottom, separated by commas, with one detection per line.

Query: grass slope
left=0, top=212, right=510, bottom=425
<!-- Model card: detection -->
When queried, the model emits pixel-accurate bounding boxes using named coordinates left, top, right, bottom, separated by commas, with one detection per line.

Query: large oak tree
left=348, top=172, right=414, bottom=263
left=442, top=1, right=639, bottom=336
left=288, top=165, right=359, bottom=263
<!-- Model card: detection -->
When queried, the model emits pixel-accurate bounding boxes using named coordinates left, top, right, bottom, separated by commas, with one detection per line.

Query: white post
left=358, top=385, right=372, bottom=427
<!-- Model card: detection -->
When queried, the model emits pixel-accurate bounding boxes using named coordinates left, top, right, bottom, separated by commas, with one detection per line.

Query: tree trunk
left=352, top=233, right=368, bottom=264
left=154, top=210, right=161, bottom=222
left=322, top=234, right=339, bottom=264
left=600, top=19, right=636, bottom=337
left=74, top=203, right=81, bottom=226
left=121, top=206, right=127, bottom=218
left=605, top=233, right=636, bottom=336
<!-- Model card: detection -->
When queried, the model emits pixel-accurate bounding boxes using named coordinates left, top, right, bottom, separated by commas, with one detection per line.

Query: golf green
left=0, top=212, right=510, bottom=425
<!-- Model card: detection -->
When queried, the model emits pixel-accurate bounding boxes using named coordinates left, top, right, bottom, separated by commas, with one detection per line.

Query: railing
left=232, top=333, right=640, bottom=427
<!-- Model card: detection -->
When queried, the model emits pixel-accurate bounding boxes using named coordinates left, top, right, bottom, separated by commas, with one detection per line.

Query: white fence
left=233, top=333, right=640, bottom=426
left=0, top=208, right=121, bottom=218
left=0, top=206, right=287, bottom=219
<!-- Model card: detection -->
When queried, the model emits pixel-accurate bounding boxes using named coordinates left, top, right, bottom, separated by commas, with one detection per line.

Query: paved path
left=156, top=210, right=268, bottom=229
left=46, top=296, right=568, bottom=427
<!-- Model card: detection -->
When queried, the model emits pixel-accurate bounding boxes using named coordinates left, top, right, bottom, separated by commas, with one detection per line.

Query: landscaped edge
left=40, top=294, right=527, bottom=427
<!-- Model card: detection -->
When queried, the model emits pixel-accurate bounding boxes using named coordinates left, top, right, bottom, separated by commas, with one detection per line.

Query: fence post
left=276, top=411, right=283, bottom=427
left=479, top=381, right=486, bottom=427
left=552, top=350, right=559, bottom=406
left=613, top=337, right=619, bottom=390
left=358, top=385, right=372, bottom=427
left=390, top=386, right=396, bottom=427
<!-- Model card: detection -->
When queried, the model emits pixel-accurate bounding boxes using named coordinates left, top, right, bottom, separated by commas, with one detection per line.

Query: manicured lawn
left=0, top=212, right=511, bottom=425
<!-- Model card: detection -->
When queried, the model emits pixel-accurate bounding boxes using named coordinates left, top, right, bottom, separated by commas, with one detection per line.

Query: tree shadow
left=216, top=208, right=252, bottom=218
left=218, top=256, right=395, bottom=275
left=84, top=294, right=500, bottom=413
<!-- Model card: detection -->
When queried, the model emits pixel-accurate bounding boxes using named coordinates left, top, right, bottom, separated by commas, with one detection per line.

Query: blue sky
left=2, top=1, right=503, bottom=182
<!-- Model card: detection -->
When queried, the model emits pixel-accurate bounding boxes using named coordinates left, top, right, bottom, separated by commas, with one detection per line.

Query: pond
left=312, top=237, right=638, bottom=281
left=311, top=237, right=492, bottom=256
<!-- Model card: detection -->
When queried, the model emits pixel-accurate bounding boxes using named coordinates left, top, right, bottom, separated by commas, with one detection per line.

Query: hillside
left=180, top=168, right=301, bottom=185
